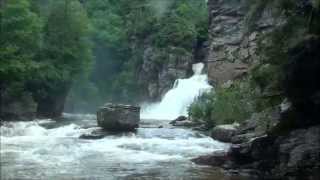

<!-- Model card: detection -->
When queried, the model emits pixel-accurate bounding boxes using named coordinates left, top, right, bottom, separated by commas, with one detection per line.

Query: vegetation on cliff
left=189, top=0, right=320, bottom=128
left=190, top=1, right=320, bottom=179
left=73, top=0, right=208, bottom=106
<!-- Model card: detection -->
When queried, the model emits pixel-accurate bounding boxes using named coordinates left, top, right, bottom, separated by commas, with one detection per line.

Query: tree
left=0, top=0, right=41, bottom=118
left=0, top=0, right=41, bottom=82
left=28, top=0, right=92, bottom=118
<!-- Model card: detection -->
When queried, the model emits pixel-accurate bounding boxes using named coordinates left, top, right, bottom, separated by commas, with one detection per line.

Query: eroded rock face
left=97, top=103, right=140, bottom=131
left=138, top=46, right=194, bottom=100
left=208, top=62, right=249, bottom=85
left=206, top=0, right=277, bottom=85
left=276, top=126, right=320, bottom=179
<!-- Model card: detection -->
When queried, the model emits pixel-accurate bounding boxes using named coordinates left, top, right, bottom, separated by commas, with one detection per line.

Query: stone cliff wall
left=206, top=0, right=277, bottom=85
left=201, top=0, right=320, bottom=179
left=138, top=44, right=203, bottom=101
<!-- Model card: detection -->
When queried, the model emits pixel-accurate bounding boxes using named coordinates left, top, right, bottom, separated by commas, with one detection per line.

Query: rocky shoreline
left=192, top=104, right=320, bottom=180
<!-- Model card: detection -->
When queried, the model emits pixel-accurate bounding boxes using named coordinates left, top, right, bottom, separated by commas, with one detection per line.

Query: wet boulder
left=191, top=151, right=233, bottom=168
left=170, top=115, right=188, bottom=124
left=210, top=123, right=240, bottom=143
left=97, top=103, right=140, bottom=131
left=171, top=120, right=197, bottom=127
left=170, top=116, right=198, bottom=127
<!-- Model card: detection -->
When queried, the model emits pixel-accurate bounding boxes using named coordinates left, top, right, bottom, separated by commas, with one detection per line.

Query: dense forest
left=0, top=0, right=208, bottom=119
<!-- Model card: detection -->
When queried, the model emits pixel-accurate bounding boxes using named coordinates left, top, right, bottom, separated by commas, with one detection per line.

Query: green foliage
left=251, top=64, right=281, bottom=90
left=1, top=0, right=209, bottom=114
left=189, top=81, right=255, bottom=128
left=153, top=0, right=208, bottom=49
left=80, top=0, right=208, bottom=103
left=0, top=0, right=94, bottom=116
left=84, top=0, right=126, bottom=47
left=0, top=0, right=41, bottom=82
left=43, top=0, right=92, bottom=78
left=24, top=0, right=93, bottom=103
left=246, top=0, right=320, bottom=106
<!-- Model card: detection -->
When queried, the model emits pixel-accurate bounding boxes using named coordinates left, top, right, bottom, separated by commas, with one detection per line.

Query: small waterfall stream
left=141, top=63, right=212, bottom=120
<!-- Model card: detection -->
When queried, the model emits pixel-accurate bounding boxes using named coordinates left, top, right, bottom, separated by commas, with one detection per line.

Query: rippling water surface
left=1, top=114, right=248, bottom=180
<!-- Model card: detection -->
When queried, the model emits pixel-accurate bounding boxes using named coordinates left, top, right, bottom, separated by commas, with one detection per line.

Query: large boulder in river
left=97, top=103, right=140, bottom=131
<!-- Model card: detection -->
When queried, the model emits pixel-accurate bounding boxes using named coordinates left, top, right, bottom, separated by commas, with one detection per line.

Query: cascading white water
left=141, top=63, right=212, bottom=120
left=0, top=114, right=230, bottom=179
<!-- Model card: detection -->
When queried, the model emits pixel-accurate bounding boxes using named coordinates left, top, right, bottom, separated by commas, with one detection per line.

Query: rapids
left=0, top=114, right=233, bottom=179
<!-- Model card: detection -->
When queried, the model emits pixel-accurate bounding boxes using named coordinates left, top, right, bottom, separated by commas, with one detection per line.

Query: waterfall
left=141, top=63, right=212, bottom=120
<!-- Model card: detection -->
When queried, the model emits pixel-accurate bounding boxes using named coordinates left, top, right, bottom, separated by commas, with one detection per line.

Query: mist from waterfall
left=141, top=63, right=212, bottom=120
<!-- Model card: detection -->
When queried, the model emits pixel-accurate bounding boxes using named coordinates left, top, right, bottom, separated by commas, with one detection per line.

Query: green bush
left=189, top=81, right=255, bottom=128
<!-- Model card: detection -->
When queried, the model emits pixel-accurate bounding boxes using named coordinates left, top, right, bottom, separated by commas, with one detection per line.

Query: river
left=0, top=113, right=245, bottom=180
left=1, top=63, right=247, bottom=179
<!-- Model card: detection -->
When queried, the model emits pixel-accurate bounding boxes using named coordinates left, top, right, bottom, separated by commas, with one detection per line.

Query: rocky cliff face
left=138, top=44, right=201, bottom=101
left=206, top=0, right=277, bottom=85
left=200, top=0, right=320, bottom=179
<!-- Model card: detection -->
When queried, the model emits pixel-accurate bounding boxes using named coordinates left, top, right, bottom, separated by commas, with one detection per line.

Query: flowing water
left=141, top=63, right=212, bottom=120
left=0, top=114, right=237, bottom=180
left=0, top=63, right=247, bottom=179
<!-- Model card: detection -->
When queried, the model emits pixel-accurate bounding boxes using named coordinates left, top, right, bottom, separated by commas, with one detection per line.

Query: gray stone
left=169, top=116, right=188, bottom=124
left=207, top=61, right=249, bottom=85
left=231, top=133, right=257, bottom=144
left=211, top=123, right=240, bottom=142
left=276, top=126, right=320, bottom=178
left=138, top=45, right=194, bottom=100
left=97, top=103, right=140, bottom=131
left=191, top=150, right=231, bottom=167
left=172, top=120, right=197, bottom=127
left=170, top=116, right=198, bottom=127
left=206, top=0, right=278, bottom=84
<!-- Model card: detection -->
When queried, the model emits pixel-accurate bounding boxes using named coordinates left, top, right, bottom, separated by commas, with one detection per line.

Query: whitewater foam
left=141, top=62, right=212, bottom=120
left=0, top=114, right=230, bottom=179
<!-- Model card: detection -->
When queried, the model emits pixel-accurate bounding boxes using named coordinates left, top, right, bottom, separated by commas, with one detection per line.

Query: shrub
left=189, top=80, right=255, bottom=128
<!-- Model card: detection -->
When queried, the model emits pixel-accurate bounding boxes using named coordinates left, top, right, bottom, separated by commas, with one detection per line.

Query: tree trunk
left=36, top=85, right=71, bottom=119
left=0, top=82, right=3, bottom=119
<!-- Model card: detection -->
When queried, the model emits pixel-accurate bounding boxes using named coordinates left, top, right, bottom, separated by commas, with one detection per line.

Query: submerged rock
left=171, top=120, right=197, bottom=127
left=170, top=116, right=198, bottom=127
left=79, top=133, right=106, bottom=140
left=169, top=116, right=188, bottom=124
left=97, top=103, right=140, bottom=131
